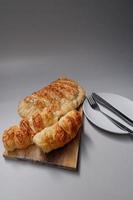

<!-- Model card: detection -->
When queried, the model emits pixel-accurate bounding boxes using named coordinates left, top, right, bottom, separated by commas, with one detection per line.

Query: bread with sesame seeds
left=2, top=77, right=85, bottom=152
left=2, top=119, right=35, bottom=152
left=33, top=110, right=82, bottom=153
left=18, top=77, right=85, bottom=132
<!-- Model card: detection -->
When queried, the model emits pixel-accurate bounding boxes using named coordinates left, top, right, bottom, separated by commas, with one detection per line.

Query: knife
left=92, top=92, right=133, bottom=126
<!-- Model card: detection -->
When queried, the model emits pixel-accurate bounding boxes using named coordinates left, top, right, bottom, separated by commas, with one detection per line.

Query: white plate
left=83, top=93, right=133, bottom=134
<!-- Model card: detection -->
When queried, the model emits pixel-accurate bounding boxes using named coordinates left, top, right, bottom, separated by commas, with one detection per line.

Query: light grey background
left=0, top=1, right=133, bottom=200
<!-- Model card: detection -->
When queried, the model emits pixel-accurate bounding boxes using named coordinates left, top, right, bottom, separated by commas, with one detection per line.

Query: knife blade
left=92, top=92, right=133, bottom=126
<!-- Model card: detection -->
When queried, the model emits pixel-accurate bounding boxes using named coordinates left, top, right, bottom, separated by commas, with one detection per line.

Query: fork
left=87, top=95, right=133, bottom=134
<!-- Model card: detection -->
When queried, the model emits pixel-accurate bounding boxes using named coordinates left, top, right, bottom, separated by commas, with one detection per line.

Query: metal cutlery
left=87, top=95, right=133, bottom=134
left=92, top=92, right=133, bottom=126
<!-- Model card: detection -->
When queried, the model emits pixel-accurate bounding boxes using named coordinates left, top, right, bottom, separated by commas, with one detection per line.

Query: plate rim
left=83, top=92, right=133, bottom=134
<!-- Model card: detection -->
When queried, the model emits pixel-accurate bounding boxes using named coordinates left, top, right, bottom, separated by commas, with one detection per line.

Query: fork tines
left=87, top=95, right=96, bottom=109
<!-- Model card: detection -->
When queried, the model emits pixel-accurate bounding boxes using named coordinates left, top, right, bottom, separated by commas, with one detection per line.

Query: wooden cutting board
left=3, top=127, right=82, bottom=171
left=3, top=107, right=83, bottom=171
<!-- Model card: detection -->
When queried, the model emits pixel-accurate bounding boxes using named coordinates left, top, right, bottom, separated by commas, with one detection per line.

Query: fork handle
left=101, top=111, right=133, bottom=134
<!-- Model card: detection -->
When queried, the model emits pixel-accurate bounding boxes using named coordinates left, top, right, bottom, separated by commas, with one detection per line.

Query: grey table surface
left=0, top=1, right=133, bottom=200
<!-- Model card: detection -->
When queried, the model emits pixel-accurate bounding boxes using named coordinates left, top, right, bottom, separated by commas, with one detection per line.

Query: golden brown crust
left=32, top=113, right=44, bottom=132
left=33, top=110, right=82, bottom=153
left=3, top=77, right=85, bottom=152
left=17, top=77, right=85, bottom=132
left=2, top=126, right=17, bottom=151
left=2, top=119, right=36, bottom=151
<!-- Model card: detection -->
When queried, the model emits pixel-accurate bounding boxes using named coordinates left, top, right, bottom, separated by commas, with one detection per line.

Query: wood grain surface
left=3, top=129, right=81, bottom=170
left=3, top=107, right=83, bottom=170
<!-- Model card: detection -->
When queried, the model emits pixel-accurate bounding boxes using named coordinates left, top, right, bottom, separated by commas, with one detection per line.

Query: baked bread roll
left=2, top=119, right=35, bottom=151
left=2, top=77, right=85, bottom=152
left=18, top=77, right=85, bottom=132
left=33, top=110, right=82, bottom=153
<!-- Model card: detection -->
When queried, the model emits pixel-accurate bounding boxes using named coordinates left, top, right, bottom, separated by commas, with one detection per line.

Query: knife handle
left=92, top=93, right=133, bottom=126
left=101, top=111, right=133, bottom=134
